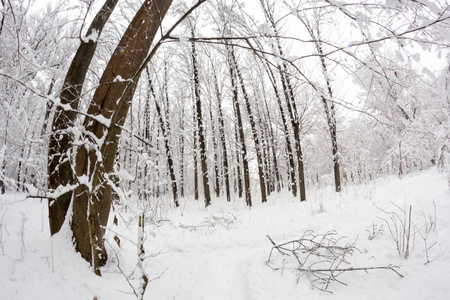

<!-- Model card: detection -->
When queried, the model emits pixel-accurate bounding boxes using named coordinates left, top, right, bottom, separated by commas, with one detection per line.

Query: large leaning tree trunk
left=70, top=0, right=174, bottom=275
left=48, top=0, right=118, bottom=235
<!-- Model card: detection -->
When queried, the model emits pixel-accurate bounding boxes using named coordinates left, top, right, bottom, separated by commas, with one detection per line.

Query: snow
left=178, top=36, right=189, bottom=44
left=422, top=67, right=437, bottom=81
left=1, top=168, right=449, bottom=299
left=113, top=75, right=127, bottom=83
left=257, top=23, right=275, bottom=36
left=117, top=168, right=135, bottom=181
left=81, top=29, right=99, bottom=43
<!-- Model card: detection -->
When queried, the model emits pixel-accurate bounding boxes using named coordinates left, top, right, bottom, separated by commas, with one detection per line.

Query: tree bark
left=48, top=0, right=119, bottom=235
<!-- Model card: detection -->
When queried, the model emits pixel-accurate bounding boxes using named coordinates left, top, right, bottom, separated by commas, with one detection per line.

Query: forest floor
left=0, top=168, right=449, bottom=299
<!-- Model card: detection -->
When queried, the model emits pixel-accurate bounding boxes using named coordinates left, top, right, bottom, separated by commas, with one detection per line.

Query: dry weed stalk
left=366, top=222, right=383, bottom=241
left=376, top=203, right=416, bottom=259
left=417, top=200, right=446, bottom=264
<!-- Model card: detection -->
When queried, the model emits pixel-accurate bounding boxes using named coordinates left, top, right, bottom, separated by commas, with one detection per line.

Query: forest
left=0, top=0, right=449, bottom=299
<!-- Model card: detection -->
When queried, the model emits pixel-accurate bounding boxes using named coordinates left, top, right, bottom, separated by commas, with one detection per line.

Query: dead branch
left=266, top=231, right=403, bottom=293
left=179, top=212, right=238, bottom=234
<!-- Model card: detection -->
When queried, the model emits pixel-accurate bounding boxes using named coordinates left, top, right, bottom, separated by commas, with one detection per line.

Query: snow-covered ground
left=1, top=168, right=449, bottom=299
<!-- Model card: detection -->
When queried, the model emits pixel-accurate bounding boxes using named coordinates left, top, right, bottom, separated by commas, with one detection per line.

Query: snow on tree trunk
left=70, top=0, right=173, bottom=273
left=48, top=0, right=119, bottom=235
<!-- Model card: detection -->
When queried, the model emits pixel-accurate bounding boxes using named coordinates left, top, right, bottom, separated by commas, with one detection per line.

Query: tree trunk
left=234, top=123, right=243, bottom=198
left=261, top=88, right=282, bottom=192
left=70, top=0, right=173, bottom=274
left=179, top=110, right=185, bottom=198
left=48, top=0, right=119, bottom=235
left=229, top=47, right=267, bottom=203
left=315, top=41, right=341, bottom=192
left=40, top=79, right=55, bottom=137
left=212, top=68, right=231, bottom=201
left=303, top=21, right=341, bottom=193
left=146, top=69, right=179, bottom=207
left=281, top=70, right=307, bottom=201
left=192, top=90, right=199, bottom=200
left=209, top=103, right=221, bottom=198
left=191, top=30, right=211, bottom=207
left=228, top=46, right=251, bottom=206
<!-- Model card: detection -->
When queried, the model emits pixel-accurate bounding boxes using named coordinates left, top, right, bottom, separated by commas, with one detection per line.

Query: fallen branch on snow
left=266, top=231, right=403, bottom=293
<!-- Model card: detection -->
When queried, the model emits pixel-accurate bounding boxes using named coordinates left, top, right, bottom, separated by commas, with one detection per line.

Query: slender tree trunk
left=315, top=41, right=341, bottom=192
left=142, top=80, right=153, bottom=200
left=179, top=110, right=185, bottom=198
left=301, top=20, right=341, bottom=193
left=212, top=67, right=231, bottom=201
left=191, top=30, right=211, bottom=207
left=209, top=104, right=221, bottom=198
left=254, top=94, right=272, bottom=195
left=282, top=71, right=307, bottom=201
left=48, top=0, right=119, bottom=235
left=192, top=91, right=199, bottom=200
left=233, top=123, right=243, bottom=198
left=40, top=78, right=55, bottom=137
left=228, top=46, right=250, bottom=206
left=70, top=0, right=173, bottom=274
left=261, top=88, right=282, bottom=192
left=229, top=47, right=267, bottom=203
left=146, top=68, right=179, bottom=207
